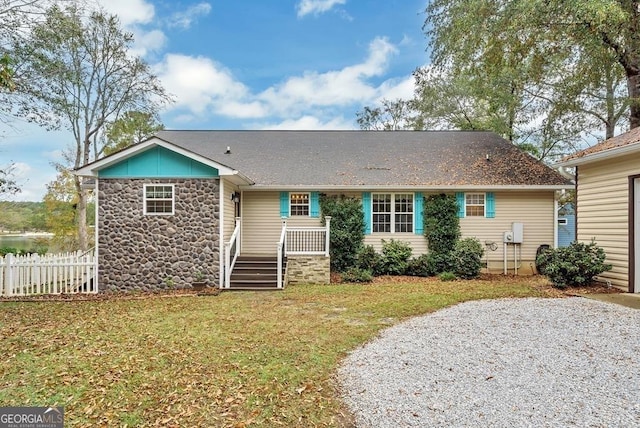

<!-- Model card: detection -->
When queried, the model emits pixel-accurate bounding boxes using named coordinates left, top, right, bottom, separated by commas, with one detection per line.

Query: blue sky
left=1, top=0, right=428, bottom=201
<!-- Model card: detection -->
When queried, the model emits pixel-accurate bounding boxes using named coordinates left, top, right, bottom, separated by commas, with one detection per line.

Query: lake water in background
left=0, top=234, right=53, bottom=252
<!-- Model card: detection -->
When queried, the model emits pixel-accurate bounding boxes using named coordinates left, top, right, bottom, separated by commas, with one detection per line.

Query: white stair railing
left=224, top=218, right=241, bottom=289
left=277, top=219, right=287, bottom=289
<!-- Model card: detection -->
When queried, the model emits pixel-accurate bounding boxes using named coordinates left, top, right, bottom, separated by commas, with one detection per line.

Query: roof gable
left=100, top=146, right=219, bottom=178
left=75, top=137, right=251, bottom=184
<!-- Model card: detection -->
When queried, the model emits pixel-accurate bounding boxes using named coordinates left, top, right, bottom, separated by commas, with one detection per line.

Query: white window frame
left=465, top=193, right=485, bottom=217
left=372, top=193, right=413, bottom=233
left=143, top=184, right=175, bottom=216
left=289, top=192, right=310, bottom=216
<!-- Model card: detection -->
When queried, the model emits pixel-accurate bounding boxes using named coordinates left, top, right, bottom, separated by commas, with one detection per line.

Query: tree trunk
left=627, top=71, right=640, bottom=130
left=74, top=175, right=89, bottom=251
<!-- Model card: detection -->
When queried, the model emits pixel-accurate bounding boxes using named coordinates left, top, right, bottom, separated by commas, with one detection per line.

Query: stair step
left=227, top=255, right=287, bottom=290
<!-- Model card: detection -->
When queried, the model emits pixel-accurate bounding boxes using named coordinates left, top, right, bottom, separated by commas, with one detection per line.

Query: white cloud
left=260, top=115, right=354, bottom=130
left=376, top=75, right=416, bottom=102
left=168, top=2, right=212, bottom=29
left=96, top=0, right=154, bottom=26
left=155, top=54, right=266, bottom=118
left=130, top=29, right=167, bottom=57
left=296, top=0, right=346, bottom=17
left=258, top=37, right=397, bottom=114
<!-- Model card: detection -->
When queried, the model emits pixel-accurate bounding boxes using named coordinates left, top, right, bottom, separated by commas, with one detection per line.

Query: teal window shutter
left=310, top=192, right=320, bottom=217
left=414, top=192, right=424, bottom=235
left=486, top=192, right=495, bottom=218
left=280, top=192, right=289, bottom=217
left=455, top=192, right=465, bottom=218
left=362, top=192, right=372, bottom=235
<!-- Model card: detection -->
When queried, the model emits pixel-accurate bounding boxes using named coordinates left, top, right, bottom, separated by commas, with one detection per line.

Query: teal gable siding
left=99, top=146, right=218, bottom=178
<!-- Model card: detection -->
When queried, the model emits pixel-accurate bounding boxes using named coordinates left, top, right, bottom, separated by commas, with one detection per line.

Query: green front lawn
left=0, top=277, right=550, bottom=427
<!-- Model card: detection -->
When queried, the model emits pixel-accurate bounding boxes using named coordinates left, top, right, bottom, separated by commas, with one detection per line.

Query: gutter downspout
left=554, top=197, right=559, bottom=249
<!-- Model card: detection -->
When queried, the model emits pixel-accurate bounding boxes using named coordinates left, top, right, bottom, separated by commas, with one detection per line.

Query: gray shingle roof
left=155, top=130, right=570, bottom=187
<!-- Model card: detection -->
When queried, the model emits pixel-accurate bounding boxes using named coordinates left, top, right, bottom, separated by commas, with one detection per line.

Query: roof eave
left=556, top=142, right=640, bottom=167
left=238, top=184, right=572, bottom=191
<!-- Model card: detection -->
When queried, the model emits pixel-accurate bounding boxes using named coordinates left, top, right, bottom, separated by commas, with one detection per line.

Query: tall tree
left=103, top=111, right=164, bottom=156
left=424, top=0, right=635, bottom=135
left=356, top=99, right=417, bottom=130
left=14, top=5, right=172, bottom=250
left=43, top=165, right=81, bottom=251
left=0, top=162, right=20, bottom=198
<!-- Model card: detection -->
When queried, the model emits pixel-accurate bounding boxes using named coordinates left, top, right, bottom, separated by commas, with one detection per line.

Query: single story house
left=76, top=130, right=571, bottom=291
left=555, top=127, right=640, bottom=293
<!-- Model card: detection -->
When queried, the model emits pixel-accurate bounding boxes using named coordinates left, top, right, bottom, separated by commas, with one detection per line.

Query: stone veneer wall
left=98, top=178, right=219, bottom=291
left=286, top=255, right=330, bottom=285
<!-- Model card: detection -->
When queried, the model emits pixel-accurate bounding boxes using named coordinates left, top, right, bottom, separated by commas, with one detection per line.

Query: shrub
left=406, top=254, right=432, bottom=277
left=423, top=194, right=460, bottom=255
left=425, top=251, right=455, bottom=276
left=341, top=267, right=373, bottom=283
left=452, top=237, right=484, bottom=279
left=378, top=239, right=412, bottom=275
left=319, top=194, right=365, bottom=272
left=356, top=245, right=381, bottom=273
left=537, top=240, right=612, bottom=289
left=0, top=247, right=20, bottom=256
left=438, top=271, right=456, bottom=281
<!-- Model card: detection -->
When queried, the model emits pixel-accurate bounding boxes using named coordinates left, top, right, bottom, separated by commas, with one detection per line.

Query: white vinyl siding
left=242, top=192, right=321, bottom=254
left=222, top=179, right=239, bottom=243
left=238, top=190, right=555, bottom=268
left=576, top=152, right=640, bottom=288
left=460, top=191, right=554, bottom=271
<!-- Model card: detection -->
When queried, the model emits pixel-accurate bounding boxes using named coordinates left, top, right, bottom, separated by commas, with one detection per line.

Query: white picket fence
left=0, top=250, right=97, bottom=296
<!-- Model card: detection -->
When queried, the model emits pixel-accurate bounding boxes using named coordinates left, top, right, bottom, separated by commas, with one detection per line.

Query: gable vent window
left=290, top=193, right=310, bottom=216
left=144, top=184, right=174, bottom=215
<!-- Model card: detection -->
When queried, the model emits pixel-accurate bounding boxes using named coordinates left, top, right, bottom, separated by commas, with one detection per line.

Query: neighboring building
left=76, top=130, right=571, bottom=291
left=556, top=127, right=640, bottom=293
left=557, top=202, right=576, bottom=247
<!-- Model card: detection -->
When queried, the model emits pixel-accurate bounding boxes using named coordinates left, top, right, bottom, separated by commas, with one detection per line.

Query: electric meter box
left=512, top=222, right=523, bottom=244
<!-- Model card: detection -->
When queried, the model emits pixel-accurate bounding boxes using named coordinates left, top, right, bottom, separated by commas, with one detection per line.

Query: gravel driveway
left=338, top=298, right=640, bottom=427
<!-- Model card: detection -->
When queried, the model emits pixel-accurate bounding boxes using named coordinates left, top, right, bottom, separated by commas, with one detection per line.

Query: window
left=558, top=218, right=568, bottom=226
left=372, top=193, right=413, bottom=233
left=144, top=184, right=174, bottom=215
left=465, top=193, right=485, bottom=217
left=290, top=193, right=310, bottom=216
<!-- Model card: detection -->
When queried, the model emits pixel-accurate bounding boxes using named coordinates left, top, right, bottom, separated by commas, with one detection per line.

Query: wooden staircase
left=228, top=255, right=286, bottom=290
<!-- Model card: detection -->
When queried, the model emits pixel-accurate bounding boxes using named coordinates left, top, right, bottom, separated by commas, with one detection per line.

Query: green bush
left=452, top=237, right=484, bottom=279
left=0, top=247, right=20, bottom=256
left=537, top=240, right=612, bottom=289
left=378, top=239, right=412, bottom=275
left=425, top=251, right=455, bottom=276
left=319, top=194, right=365, bottom=272
left=423, top=194, right=460, bottom=255
left=356, top=245, right=381, bottom=273
left=438, top=271, right=457, bottom=281
left=406, top=254, right=433, bottom=277
left=341, top=267, right=373, bottom=283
